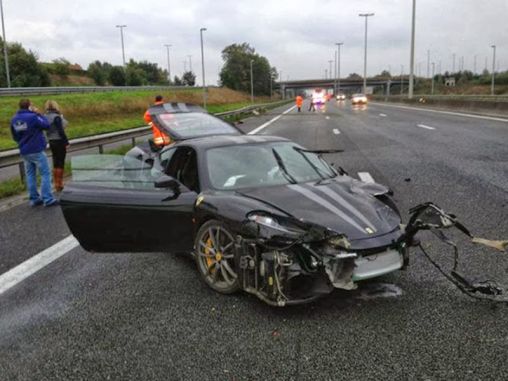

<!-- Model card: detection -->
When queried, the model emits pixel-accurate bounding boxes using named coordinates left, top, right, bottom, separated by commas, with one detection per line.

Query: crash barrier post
left=0, top=99, right=291, bottom=186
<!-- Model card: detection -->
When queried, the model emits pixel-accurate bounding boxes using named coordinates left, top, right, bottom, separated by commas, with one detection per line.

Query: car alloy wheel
left=195, top=220, right=239, bottom=294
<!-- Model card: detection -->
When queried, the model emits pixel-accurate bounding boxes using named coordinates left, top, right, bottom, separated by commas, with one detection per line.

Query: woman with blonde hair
left=44, top=100, right=69, bottom=192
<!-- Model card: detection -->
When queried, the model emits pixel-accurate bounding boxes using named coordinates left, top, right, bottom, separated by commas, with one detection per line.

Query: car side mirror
left=154, top=175, right=180, bottom=193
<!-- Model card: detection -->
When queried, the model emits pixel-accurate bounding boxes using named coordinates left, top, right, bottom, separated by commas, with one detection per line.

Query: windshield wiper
left=272, top=148, right=297, bottom=184
left=293, top=147, right=339, bottom=182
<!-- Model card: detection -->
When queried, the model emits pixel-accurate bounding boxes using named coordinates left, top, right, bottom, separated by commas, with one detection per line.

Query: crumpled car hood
left=237, top=177, right=400, bottom=241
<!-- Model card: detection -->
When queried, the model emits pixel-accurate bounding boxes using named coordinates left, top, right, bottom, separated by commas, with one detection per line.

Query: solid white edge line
left=333, top=128, right=340, bottom=134
left=417, top=124, right=436, bottom=130
left=0, top=235, right=79, bottom=295
left=371, top=102, right=508, bottom=123
left=248, top=105, right=297, bottom=135
left=358, top=172, right=375, bottom=184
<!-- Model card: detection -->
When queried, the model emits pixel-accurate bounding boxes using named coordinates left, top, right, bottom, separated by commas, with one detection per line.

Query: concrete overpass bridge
left=278, top=77, right=410, bottom=98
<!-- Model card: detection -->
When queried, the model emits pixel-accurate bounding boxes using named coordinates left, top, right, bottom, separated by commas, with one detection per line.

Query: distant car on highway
left=60, top=103, right=493, bottom=306
left=336, top=93, right=346, bottom=101
left=351, top=93, right=368, bottom=105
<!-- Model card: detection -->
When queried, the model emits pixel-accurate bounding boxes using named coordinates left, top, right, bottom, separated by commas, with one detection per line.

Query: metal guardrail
left=0, top=99, right=291, bottom=183
left=0, top=85, right=206, bottom=97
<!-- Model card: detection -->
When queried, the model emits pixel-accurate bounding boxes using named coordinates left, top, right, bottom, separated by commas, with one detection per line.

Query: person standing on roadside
left=10, top=99, right=58, bottom=207
left=144, top=95, right=171, bottom=148
left=44, top=100, right=69, bottom=192
left=295, top=95, right=303, bottom=112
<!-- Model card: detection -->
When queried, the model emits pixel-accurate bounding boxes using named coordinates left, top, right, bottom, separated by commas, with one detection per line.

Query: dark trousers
left=49, top=140, right=67, bottom=169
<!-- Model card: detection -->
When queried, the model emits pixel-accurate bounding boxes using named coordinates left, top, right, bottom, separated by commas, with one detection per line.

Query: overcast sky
left=4, top=0, right=507, bottom=84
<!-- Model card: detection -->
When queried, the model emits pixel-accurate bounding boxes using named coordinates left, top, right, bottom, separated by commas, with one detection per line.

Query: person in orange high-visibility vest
left=295, top=95, right=303, bottom=112
left=144, top=95, right=171, bottom=147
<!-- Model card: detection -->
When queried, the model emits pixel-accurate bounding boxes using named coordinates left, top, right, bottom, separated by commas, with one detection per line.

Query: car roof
left=172, top=134, right=290, bottom=150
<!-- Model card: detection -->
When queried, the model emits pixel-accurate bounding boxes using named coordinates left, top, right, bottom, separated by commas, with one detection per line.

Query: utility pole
left=0, top=0, right=11, bottom=87
left=400, top=65, right=404, bottom=95
left=431, top=62, right=435, bottom=94
left=334, top=50, right=337, bottom=93
left=164, top=44, right=172, bottom=83
left=452, top=53, right=456, bottom=72
left=473, top=55, right=477, bottom=74
left=200, top=27, right=207, bottom=108
left=325, top=69, right=328, bottom=79
left=250, top=59, right=254, bottom=103
left=116, top=25, right=127, bottom=66
left=336, top=42, right=343, bottom=94
left=491, top=45, right=496, bottom=95
left=183, top=60, right=187, bottom=73
left=269, top=71, right=273, bottom=100
left=187, top=55, right=192, bottom=72
left=426, top=49, right=430, bottom=78
left=408, top=0, right=416, bottom=99
left=359, top=13, right=375, bottom=94
left=279, top=71, right=283, bottom=99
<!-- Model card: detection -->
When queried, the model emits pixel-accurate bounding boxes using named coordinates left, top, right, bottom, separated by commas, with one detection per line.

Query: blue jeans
left=22, top=151, right=55, bottom=205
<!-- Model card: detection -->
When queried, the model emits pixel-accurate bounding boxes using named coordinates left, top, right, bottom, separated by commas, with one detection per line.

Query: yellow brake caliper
left=205, top=236, right=223, bottom=274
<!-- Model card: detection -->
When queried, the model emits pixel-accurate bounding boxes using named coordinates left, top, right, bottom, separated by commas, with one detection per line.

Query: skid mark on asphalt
left=0, top=235, right=79, bottom=295
left=417, top=124, right=436, bottom=130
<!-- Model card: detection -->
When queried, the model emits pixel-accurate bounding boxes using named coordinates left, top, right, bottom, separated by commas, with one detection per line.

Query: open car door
left=60, top=154, right=197, bottom=253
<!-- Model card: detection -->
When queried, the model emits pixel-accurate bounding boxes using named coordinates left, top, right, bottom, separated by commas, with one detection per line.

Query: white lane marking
left=0, top=235, right=79, bottom=295
left=333, top=128, right=340, bottom=135
left=379, top=113, right=387, bottom=117
left=358, top=172, right=375, bottom=184
left=248, top=105, right=296, bottom=135
left=417, top=124, right=436, bottom=130
left=371, top=102, right=508, bottom=123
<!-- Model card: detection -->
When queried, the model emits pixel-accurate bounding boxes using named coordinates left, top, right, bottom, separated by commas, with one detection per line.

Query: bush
left=109, top=66, right=126, bottom=86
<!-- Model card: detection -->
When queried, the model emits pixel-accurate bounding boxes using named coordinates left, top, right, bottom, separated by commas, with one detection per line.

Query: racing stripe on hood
left=288, top=184, right=366, bottom=233
left=310, top=184, right=377, bottom=233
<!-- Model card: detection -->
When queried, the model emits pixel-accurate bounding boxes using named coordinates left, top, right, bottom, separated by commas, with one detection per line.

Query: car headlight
left=247, top=212, right=304, bottom=234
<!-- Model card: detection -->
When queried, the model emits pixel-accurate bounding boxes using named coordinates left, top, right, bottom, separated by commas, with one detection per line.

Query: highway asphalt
left=1, top=101, right=507, bottom=380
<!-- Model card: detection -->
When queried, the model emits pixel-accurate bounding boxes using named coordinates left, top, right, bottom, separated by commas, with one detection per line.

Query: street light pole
left=426, top=49, right=430, bottom=78
left=164, top=44, right=172, bottom=83
left=491, top=45, right=496, bottom=95
left=359, top=13, right=374, bottom=94
left=200, top=28, right=207, bottom=108
left=431, top=62, right=435, bottom=94
left=328, top=60, right=332, bottom=82
left=250, top=59, right=254, bottom=103
left=400, top=65, right=404, bottom=95
left=474, top=54, right=477, bottom=74
left=408, top=0, right=416, bottom=99
left=0, top=0, right=10, bottom=87
left=115, top=25, right=127, bottom=66
left=336, top=42, right=343, bottom=94
left=187, top=55, right=192, bottom=72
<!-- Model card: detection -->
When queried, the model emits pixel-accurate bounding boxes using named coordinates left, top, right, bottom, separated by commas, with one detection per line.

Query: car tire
left=194, top=220, right=240, bottom=294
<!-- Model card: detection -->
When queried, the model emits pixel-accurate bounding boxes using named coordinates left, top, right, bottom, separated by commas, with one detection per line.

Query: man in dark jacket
left=10, top=99, right=58, bottom=207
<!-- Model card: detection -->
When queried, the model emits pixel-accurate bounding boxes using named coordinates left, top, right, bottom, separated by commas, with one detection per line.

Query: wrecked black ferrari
left=60, top=103, right=507, bottom=306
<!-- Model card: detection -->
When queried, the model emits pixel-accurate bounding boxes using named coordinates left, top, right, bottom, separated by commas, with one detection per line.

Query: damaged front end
left=234, top=212, right=409, bottom=306
left=234, top=203, right=507, bottom=306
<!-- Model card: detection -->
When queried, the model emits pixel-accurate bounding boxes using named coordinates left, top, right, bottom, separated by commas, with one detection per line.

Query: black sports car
left=61, top=103, right=506, bottom=306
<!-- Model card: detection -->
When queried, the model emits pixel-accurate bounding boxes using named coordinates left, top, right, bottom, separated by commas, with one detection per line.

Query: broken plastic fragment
left=471, top=238, right=508, bottom=252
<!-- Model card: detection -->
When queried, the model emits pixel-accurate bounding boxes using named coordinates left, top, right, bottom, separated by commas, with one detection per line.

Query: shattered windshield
left=206, top=142, right=335, bottom=190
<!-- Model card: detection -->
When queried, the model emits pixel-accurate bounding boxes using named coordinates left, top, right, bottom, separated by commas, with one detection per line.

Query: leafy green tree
left=347, top=73, right=362, bottom=80
left=173, top=75, right=182, bottom=85
left=52, top=58, right=71, bottom=75
left=182, top=71, right=196, bottom=86
left=219, top=43, right=275, bottom=95
left=125, top=65, right=147, bottom=86
left=0, top=38, right=50, bottom=87
left=87, top=60, right=113, bottom=85
left=109, top=66, right=126, bottom=86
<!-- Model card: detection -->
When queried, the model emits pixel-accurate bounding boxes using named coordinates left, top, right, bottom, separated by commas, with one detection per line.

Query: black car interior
left=165, top=147, right=200, bottom=193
